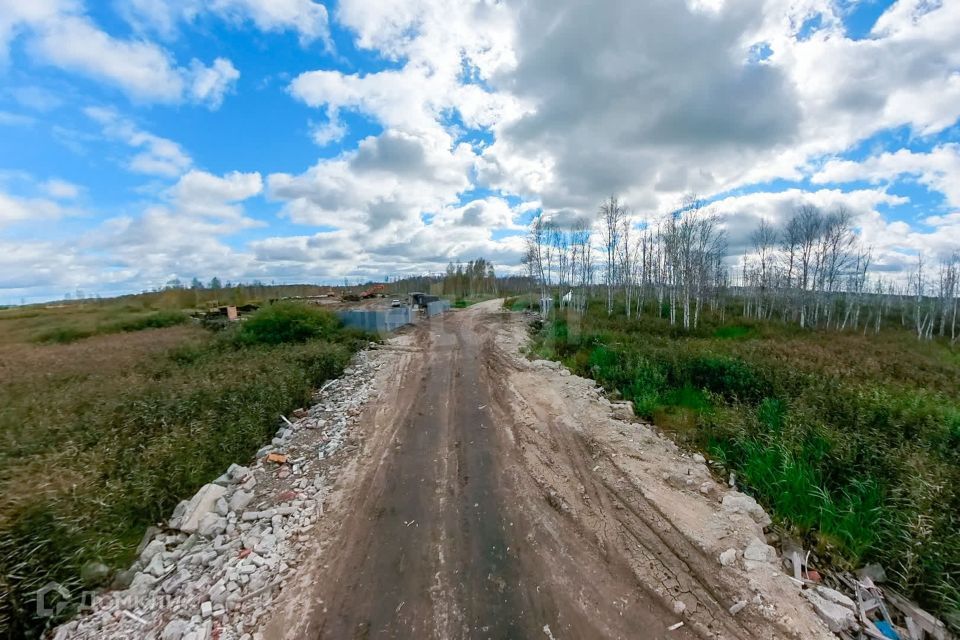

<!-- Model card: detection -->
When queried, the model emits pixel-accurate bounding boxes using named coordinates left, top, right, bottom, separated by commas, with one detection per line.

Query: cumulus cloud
left=4, top=0, right=960, bottom=302
left=2, top=2, right=239, bottom=107
left=813, top=144, right=960, bottom=208
left=41, top=178, right=81, bottom=199
left=187, top=58, right=240, bottom=109
left=268, top=129, right=475, bottom=235
left=171, top=169, right=263, bottom=221
left=117, top=0, right=330, bottom=45
left=452, top=0, right=960, bottom=224
left=30, top=15, right=186, bottom=102
left=86, top=107, right=193, bottom=177
left=41, top=169, right=268, bottom=295
left=211, top=0, right=330, bottom=45
left=0, top=190, right=67, bottom=227
left=272, top=0, right=960, bottom=288
left=708, top=187, right=909, bottom=252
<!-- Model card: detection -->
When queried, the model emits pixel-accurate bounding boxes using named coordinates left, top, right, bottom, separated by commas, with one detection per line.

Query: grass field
left=0, top=303, right=189, bottom=345
left=530, top=301, right=960, bottom=627
left=0, top=301, right=367, bottom=637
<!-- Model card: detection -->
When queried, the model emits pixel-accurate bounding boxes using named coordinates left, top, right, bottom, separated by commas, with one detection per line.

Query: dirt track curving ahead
left=263, top=301, right=832, bottom=640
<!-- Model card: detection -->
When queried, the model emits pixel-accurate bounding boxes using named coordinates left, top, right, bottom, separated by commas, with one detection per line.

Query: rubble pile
left=774, top=537, right=955, bottom=640
left=52, top=348, right=384, bottom=640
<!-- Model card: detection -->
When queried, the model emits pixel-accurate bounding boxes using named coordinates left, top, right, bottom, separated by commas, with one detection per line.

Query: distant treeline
left=522, top=194, right=959, bottom=342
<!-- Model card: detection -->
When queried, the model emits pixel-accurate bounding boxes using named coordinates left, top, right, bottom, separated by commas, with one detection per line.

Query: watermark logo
left=35, top=582, right=176, bottom=620
left=35, top=582, right=71, bottom=618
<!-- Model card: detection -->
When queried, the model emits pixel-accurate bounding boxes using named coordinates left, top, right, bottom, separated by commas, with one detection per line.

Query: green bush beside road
left=531, top=303, right=960, bottom=625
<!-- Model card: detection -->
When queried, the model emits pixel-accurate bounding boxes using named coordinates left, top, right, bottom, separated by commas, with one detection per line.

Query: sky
left=0, top=0, right=959, bottom=303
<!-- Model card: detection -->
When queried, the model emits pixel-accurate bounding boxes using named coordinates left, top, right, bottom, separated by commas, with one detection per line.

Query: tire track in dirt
left=263, top=302, right=828, bottom=640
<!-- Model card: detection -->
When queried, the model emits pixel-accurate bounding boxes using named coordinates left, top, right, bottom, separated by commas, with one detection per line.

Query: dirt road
left=264, top=301, right=831, bottom=640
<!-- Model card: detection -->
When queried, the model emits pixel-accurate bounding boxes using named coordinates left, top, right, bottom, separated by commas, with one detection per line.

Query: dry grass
left=0, top=303, right=364, bottom=637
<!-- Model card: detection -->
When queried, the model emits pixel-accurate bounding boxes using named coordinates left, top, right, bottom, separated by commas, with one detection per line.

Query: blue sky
left=1, top=0, right=958, bottom=303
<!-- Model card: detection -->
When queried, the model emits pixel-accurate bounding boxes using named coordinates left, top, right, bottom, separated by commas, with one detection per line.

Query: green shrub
left=533, top=309, right=960, bottom=624
left=32, top=327, right=95, bottom=344
left=687, top=355, right=772, bottom=402
left=632, top=391, right=661, bottom=418
left=713, top=325, right=754, bottom=339
left=113, top=310, right=189, bottom=332
left=234, top=302, right=341, bottom=346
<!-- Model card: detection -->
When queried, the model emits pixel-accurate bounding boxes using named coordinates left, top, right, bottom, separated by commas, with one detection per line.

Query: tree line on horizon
left=524, top=194, right=960, bottom=342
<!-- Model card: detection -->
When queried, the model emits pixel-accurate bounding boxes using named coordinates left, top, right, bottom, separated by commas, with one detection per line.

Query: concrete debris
left=729, top=600, right=748, bottom=615
left=610, top=400, right=634, bottom=421
left=776, top=534, right=954, bottom=640
left=803, top=589, right=857, bottom=633
left=532, top=359, right=562, bottom=370
left=176, top=484, right=227, bottom=534
left=721, top=493, right=773, bottom=527
left=814, top=585, right=856, bottom=610
left=161, top=619, right=190, bottom=640
left=53, top=346, right=382, bottom=640
left=856, top=562, right=888, bottom=584
left=743, top=537, right=777, bottom=564
left=167, top=500, right=189, bottom=530
left=229, top=490, right=254, bottom=513
left=140, top=538, right=165, bottom=564
left=719, top=548, right=738, bottom=567
left=197, top=513, right=226, bottom=538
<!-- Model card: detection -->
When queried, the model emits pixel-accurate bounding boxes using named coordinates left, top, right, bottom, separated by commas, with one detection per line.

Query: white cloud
left=47, top=169, right=269, bottom=295
left=2, top=3, right=239, bottom=108
left=30, top=14, right=185, bottom=102
left=276, top=0, right=960, bottom=286
left=268, top=129, right=475, bottom=238
left=0, top=189, right=71, bottom=228
left=187, top=57, right=240, bottom=109
left=211, top=0, right=330, bottom=45
left=432, top=197, right=525, bottom=230
left=0, top=239, right=97, bottom=293
left=0, top=110, right=35, bottom=126
left=5, top=0, right=960, bottom=301
left=290, top=0, right=525, bottom=142
left=86, top=107, right=193, bottom=177
left=171, top=169, right=263, bottom=220
left=0, top=0, right=68, bottom=62
left=709, top=187, right=908, bottom=251
left=9, top=85, right=63, bottom=111
left=813, top=144, right=960, bottom=208
left=705, top=186, right=960, bottom=278
left=465, top=0, right=960, bottom=219
left=42, top=178, right=81, bottom=199
left=308, top=109, right=347, bottom=146
left=117, top=0, right=330, bottom=46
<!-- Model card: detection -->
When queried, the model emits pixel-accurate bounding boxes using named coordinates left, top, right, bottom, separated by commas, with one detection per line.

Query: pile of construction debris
left=51, top=347, right=384, bottom=640
left=778, top=538, right=954, bottom=640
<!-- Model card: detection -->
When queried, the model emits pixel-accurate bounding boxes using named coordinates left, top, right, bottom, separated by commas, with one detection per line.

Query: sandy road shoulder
left=486, top=307, right=835, bottom=640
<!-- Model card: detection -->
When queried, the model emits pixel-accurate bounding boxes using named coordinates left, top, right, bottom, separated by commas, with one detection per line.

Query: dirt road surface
left=263, top=301, right=832, bottom=640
